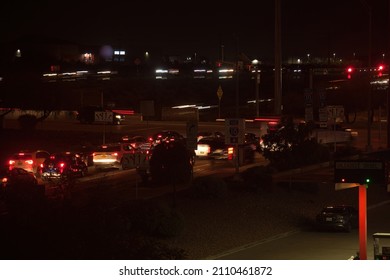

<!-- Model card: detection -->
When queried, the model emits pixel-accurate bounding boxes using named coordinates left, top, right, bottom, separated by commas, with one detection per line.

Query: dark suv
left=315, top=205, right=358, bottom=232
left=40, top=152, right=88, bottom=182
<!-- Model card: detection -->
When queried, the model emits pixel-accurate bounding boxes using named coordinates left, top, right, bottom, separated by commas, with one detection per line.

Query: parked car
left=76, top=105, right=124, bottom=125
left=315, top=205, right=358, bottom=232
left=40, top=152, right=88, bottom=182
left=8, top=150, right=50, bottom=175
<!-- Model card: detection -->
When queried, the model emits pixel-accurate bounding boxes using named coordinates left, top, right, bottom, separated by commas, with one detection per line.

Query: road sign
left=94, top=111, right=113, bottom=122
left=123, top=153, right=149, bottom=169
left=217, top=85, right=223, bottom=100
left=327, top=105, right=344, bottom=121
left=225, top=118, right=245, bottom=145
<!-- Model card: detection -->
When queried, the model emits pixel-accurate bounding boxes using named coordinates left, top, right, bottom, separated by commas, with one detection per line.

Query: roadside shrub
left=18, top=114, right=38, bottom=130
left=190, top=176, right=228, bottom=198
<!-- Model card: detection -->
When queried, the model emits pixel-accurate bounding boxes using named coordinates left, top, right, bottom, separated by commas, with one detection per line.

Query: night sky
left=1, top=0, right=389, bottom=62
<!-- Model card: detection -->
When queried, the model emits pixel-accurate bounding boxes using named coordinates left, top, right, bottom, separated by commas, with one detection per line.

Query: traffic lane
left=44, top=158, right=233, bottom=204
left=62, top=154, right=266, bottom=207
left=214, top=229, right=360, bottom=260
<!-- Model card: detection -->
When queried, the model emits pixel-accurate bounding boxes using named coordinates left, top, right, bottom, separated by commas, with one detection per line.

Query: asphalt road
left=212, top=200, right=390, bottom=260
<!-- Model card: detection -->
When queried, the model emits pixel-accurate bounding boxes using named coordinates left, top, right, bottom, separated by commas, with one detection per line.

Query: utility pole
left=387, top=0, right=390, bottom=148
left=360, top=0, right=372, bottom=152
left=235, top=35, right=240, bottom=118
left=274, top=0, right=282, bottom=115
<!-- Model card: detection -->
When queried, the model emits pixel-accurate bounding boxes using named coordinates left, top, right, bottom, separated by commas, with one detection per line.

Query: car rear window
left=13, top=154, right=32, bottom=160
left=95, top=145, right=121, bottom=152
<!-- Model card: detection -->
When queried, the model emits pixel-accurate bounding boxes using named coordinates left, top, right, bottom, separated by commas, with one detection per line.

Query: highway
left=2, top=113, right=390, bottom=261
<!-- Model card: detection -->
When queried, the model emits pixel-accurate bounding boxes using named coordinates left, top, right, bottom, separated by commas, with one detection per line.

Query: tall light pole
left=387, top=0, right=390, bottom=149
left=360, top=0, right=372, bottom=152
left=274, top=0, right=282, bottom=115
left=235, top=36, right=240, bottom=118
left=252, top=59, right=260, bottom=117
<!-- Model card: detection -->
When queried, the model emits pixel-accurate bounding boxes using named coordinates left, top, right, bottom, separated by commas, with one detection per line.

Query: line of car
left=1, top=129, right=361, bottom=234
left=0, top=131, right=182, bottom=190
left=2, top=129, right=265, bottom=197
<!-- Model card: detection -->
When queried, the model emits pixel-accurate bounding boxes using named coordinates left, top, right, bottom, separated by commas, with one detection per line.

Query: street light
left=252, top=59, right=261, bottom=117
left=359, top=0, right=372, bottom=152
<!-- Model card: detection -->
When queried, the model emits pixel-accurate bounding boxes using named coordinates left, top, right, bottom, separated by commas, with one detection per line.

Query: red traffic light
left=377, top=64, right=385, bottom=77
left=346, top=66, right=354, bottom=79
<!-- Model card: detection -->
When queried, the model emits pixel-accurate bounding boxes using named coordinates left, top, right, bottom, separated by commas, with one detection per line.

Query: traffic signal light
left=336, top=176, right=371, bottom=185
left=377, top=64, right=385, bottom=77
left=346, top=66, right=354, bottom=79
left=334, top=160, right=386, bottom=186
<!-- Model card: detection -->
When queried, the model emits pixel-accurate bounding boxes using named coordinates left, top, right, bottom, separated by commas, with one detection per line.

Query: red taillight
left=206, top=146, right=211, bottom=154
left=9, top=160, right=15, bottom=165
left=59, top=162, right=65, bottom=168
left=228, top=147, right=234, bottom=160
left=40, top=163, right=44, bottom=168
left=92, top=153, right=96, bottom=156
left=25, top=160, right=33, bottom=165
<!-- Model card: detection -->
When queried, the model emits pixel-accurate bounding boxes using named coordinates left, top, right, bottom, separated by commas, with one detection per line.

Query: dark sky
left=1, top=0, right=389, bottom=63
